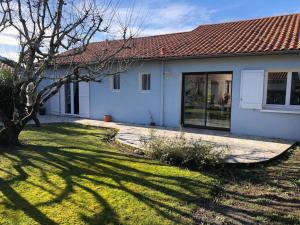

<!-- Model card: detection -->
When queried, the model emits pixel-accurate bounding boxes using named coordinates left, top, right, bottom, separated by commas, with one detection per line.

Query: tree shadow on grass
left=25, top=144, right=214, bottom=224
left=0, top=125, right=220, bottom=225
left=1, top=123, right=299, bottom=225
left=0, top=178, right=58, bottom=225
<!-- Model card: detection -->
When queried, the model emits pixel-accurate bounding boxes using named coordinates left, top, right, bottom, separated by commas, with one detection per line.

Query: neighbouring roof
left=59, top=13, right=300, bottom=64
left=0, top=56, right=17, bottom=68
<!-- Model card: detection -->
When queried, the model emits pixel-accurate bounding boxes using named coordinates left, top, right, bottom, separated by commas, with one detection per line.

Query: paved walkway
left=34, top=115, right=294, bottom=163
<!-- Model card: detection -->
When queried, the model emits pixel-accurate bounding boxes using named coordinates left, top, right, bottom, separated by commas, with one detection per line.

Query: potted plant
left=104, top=115, right=112, bottom=122
left=150, top=122, right=156, bottom=126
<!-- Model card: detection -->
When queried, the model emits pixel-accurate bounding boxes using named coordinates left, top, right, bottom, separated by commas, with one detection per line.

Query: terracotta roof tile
left=59, top=13, right=300, bottom=64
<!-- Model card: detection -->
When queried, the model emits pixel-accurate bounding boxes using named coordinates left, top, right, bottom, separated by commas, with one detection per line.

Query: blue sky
left=1, top=0, right=300, bottom=60
left=126, top=0, right=300, bottom=35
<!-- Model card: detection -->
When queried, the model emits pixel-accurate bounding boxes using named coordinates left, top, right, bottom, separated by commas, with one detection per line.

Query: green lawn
left=0, top=124, right=217, bottom=225
left=1, top=123, right=299, bottom=225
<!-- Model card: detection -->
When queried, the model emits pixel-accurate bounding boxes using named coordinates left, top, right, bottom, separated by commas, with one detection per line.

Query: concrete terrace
left=31, top=115, right=295, bottom=164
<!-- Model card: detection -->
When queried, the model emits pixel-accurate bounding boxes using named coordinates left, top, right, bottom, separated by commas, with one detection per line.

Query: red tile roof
left=59, top=13, right=300, bottom=64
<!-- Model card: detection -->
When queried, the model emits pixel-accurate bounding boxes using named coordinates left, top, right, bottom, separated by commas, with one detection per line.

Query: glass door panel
left=182, top=73, right=232, bottom=130
left=206, top=74, right=232, bottom=129
left=65, top=82, right=80, bottom=115
left=183, top=75, right=206, bottom=126
left=73, top=82, right=79, bottom=115
left=65, top=83, right=71, bottom=114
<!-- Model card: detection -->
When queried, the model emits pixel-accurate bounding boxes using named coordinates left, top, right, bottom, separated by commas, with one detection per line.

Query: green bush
left=0, top=69, right=14, bottom=118
left=141, top=129, right=228, bottom=169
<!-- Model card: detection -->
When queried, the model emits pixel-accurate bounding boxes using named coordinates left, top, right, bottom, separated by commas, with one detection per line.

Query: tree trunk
left=0, top=100, right=40, bottom=146
left=0, top=124, right=20, bottom=146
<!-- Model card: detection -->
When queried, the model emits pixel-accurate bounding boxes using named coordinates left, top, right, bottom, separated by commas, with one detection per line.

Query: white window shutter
left=79, top=82, right=90, bottom=118
left=240, top=70, right=264, bottom=109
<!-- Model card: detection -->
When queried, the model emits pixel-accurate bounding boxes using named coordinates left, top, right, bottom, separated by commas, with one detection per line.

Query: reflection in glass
left=290, top=72, right=300, bottom=105
left=73, top=82, right=79, bottom=114
left=141, top=74, right=151, bottom=90
left=65, top=83, right=71, bottom=114
left=266, top=72, right=287, bottom=105
left=206, top=74, right=231, bottom=129
left=183, top=73, right=232, bottom=129
left=183, top=75, right=206, bottom=126
left=113, top=74, right=120, bottom=90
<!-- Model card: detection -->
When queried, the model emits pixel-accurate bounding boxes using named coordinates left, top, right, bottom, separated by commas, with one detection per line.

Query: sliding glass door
left=182, top=72, right=232, bottom=130
left=64, top=82, right=79, bottom=115
left=65, top=83, right=72, bottom=114
left=182, top=74, right=207, bottom=126
left=73, top=82, right=79, bottom=115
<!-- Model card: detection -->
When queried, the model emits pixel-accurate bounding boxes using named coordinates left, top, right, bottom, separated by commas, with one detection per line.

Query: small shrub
left=141, top=129, right=228, bottom=169
left=102, top=129, right=118, bottom=142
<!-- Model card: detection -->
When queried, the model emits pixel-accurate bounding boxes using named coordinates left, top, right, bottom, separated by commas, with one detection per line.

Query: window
left=225, top=80, right=232, bottom=94
left=290, top=72, right=300, bottom=105
left=112, top=74, right=120, bottom=90
left=266, top=72, right=287, bottom=105
left=140, top=74, right=151, bottom=91
left=265, top=71, right=300, bottom=107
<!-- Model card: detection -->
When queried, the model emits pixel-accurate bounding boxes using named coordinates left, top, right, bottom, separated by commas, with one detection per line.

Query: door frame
left=181, top=71, right=233, bottom=131
left=63, top=82, right=79, bottom=116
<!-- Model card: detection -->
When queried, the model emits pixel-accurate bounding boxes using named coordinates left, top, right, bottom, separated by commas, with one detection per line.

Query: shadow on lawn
left=195, top=146, right=300, bottom=225
left=0, top=124, right=299, bottom=225
left=0, top=125, right=219, bottom=225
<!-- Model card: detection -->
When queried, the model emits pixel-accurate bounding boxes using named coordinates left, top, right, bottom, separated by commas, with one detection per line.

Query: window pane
left=147, top=74, right=151, bottom=90
left=141, top=74, right=150, bottom=90
left=142, top=75, right=146, bottom=90
left=113, top=74, right=120, bottom=90
left=266, top=72, right=287, bottom=105
left=291, top=72, right=300, bottom=105
left=183, top=75, right=206, bottom=126
left=117, top=75, right=120, bottom=89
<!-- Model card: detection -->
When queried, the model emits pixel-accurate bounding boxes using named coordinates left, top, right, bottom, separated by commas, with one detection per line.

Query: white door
left=61, top=82, right=80, bottom=116
left=59, top=82, right=89, bottom=117
left=79, top=82, right=90, bottom=118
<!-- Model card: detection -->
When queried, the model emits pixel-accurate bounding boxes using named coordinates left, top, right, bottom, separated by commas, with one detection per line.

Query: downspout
left=160, top=60, right=165, bottom=126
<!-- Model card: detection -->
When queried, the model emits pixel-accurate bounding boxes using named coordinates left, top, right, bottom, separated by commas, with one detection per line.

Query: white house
left=45, top=13, right=300, bottom=141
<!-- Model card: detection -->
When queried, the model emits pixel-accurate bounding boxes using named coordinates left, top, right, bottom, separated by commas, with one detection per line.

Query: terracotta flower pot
left=104, top=115, right=112, bottom=122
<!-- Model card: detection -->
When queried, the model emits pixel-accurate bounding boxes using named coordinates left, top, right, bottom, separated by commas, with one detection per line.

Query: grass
left=0, top=123, right=299, bottom=225
left=195, top=145, right=300, bottom=225
left=0, top=124, right=218, bottom=225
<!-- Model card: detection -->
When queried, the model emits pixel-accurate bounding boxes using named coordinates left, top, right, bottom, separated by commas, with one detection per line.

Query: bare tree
left=0, top=0, right=136, bottom=146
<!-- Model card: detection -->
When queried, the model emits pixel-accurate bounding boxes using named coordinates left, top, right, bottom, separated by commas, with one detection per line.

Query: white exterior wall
left=45, top=54, right=300, bottom=141
left=90, top=61, right=162, bottom=125
left=163, top=54, right=300, bottom=141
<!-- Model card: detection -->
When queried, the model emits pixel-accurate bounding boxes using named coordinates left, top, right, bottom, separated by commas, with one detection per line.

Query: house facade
left=45, top=14, right=300, bottom=141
